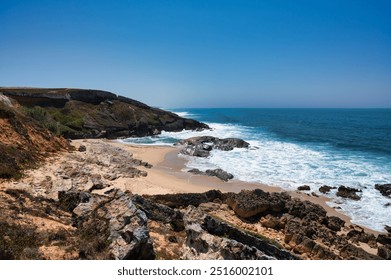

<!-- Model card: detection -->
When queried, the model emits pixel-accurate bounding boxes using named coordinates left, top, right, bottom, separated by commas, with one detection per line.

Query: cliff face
left=0, top=87, right=209, bottom=139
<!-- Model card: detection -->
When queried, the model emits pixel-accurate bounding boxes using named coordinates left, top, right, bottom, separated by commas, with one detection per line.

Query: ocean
left=122, top=108, right=391, bottom=232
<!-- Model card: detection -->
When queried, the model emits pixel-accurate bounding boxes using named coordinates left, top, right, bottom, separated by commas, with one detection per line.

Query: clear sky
left=1, top=0, right=390, bottom=108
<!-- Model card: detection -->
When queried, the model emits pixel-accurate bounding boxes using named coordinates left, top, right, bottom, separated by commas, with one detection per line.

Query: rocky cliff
left=0, top=87, right=209, bottom=139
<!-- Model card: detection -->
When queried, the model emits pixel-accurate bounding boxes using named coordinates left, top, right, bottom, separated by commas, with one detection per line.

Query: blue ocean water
left=122, top=108, right=391, bottom=231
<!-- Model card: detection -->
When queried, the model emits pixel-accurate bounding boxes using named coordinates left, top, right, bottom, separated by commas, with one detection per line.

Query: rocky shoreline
left=1, top=139, right=389, bottom=260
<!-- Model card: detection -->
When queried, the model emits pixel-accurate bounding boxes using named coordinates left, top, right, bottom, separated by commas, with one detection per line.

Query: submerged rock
left=336, top=186, right=362, bottom=200
left=319, top=185, right=336, bottom=194
left=188, top=168, right=234, bottom=182
left=297, top=185, right=311, bottom=191
left=375, top=184, right=391, bottom=197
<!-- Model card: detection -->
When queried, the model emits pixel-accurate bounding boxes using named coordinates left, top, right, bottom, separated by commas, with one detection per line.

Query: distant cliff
left=0, top=87, right=209, bottom=139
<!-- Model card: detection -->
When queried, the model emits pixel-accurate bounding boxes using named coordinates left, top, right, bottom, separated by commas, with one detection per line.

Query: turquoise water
left=122, top=108, right=391, bottom=231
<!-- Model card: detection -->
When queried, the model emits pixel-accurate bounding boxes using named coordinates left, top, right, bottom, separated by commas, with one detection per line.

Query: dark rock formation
left=319, top=185, right=336, bottom=194
left=378, top=245, right=391, bottom=260
left=375, top=184, right=391, bottom=197
left=325, top=216, right=345, bottom=231
left=339, top=244, right=382, bottom=260
left=297, top=185, right=311, bottom=191
left=132, top=195, right=184, bottom=231
left=377, top=234, right=391, bottom=246
left=145, top=190, right=224, bottom=208
left=1, top=87, right=209, bottom=139
left=188, top=168, right=234, bottom=181
left=225, top=189, right=287, bottom=218
left=336, top=186, right=362, bottom=200
left=177, top=136, right=249, bottom=157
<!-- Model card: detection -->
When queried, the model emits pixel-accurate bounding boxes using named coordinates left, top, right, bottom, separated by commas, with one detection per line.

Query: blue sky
left=1, top=0, right=390, bottom=108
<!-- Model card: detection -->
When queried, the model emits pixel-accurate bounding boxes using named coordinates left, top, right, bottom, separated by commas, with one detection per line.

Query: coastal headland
left=0, top=88, right=390, bottom=260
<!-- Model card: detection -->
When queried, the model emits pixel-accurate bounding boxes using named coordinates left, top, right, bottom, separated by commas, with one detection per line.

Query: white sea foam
left=122, top=121, right=391, bottom=231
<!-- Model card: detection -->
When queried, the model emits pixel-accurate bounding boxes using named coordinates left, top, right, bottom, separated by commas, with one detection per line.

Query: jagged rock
left=326, top=216, right=345, bottom=231
left=385, top=225, right=391, bottom=234
left=378, top=245, right=391, bottom=259
left=377, top=234, right=391, bottom=246
left=132, top=195, right=184, bottom=231
left=375, top=184, right=391, bottom=197
left=225, top=189, right=287, bottom=218
left=180, top=145, right=211, bottom=157
left=260, top=215, right=283, bottom=229
left=58, top=191, right=91, bottom=212
left=181, top=206, right=296, bottom=260
left=336, top=186, right=361, bottom=200
left=72, top=189, right=155, bottom=260
left=297, top=185, right=311, bottom=191
left=286, top=198, right=327, bottom=220
left=284, top=218, right=340, bottom=259
left=177, top=136, right=249, bottom=158
left=319, top=185, right=336, bottom=194
left=188, top=168, right=234, bottom=181
left=340, top=244, right=382, bottom=260
left=145, top=190, right=224, bottom=208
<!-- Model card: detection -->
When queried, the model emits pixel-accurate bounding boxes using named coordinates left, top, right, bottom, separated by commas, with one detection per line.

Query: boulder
left=326, top=216, right=345, bottom=232
left=188, top=168, right=234, bottom=181
left=375, top=184, right=391, bottom=197
left=377, top=245, right=391, bottom=260
left=377, top=234, right=391, bottom=246
left=225, top=189, right=287, bottom=218
left=297, top=185, right=311, bottom=191
left=319, top=185, right=336, bottom=194
left=177, top=136, right=249, bottom=158
left=336, top=186, right=361, bottom=200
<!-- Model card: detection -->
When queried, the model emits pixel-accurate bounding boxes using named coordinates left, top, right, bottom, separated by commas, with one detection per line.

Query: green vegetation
left=21, top=105, right=85, bottom=136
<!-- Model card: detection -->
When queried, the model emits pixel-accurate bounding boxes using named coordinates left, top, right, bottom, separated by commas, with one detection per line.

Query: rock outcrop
left=319, top=185, right=336, bottom=194
left=336, top=186, right=362, bottom=200
left=176, top=136, right=249, bottom=157
left=375, top=184, right=391, bottom=197
left=188, top=168, right=234, bottom=181
left=0, top=87, right=209, bottom=139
